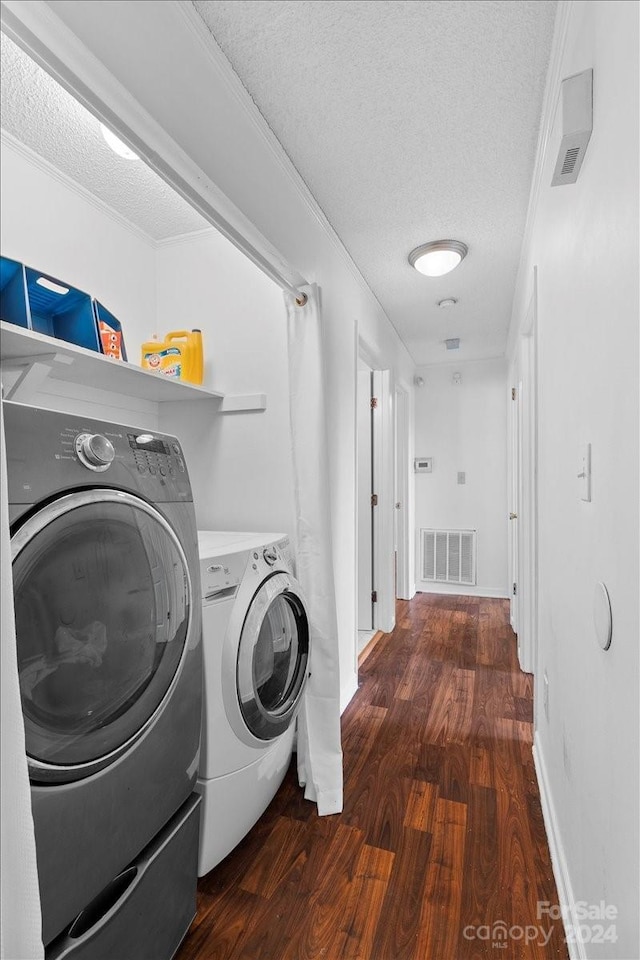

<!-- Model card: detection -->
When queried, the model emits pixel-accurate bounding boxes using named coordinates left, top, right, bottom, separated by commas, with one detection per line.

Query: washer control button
left=263, top=547, right=278, bottom=566
left=76, top=433, right=115, bottom=472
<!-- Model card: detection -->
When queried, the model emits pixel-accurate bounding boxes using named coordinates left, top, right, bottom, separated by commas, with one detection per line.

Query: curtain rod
left=0, top=7, right=310, bottom=307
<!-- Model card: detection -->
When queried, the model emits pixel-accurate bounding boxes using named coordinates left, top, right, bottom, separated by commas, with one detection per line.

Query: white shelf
left=0, top=321, right=224, bottom=404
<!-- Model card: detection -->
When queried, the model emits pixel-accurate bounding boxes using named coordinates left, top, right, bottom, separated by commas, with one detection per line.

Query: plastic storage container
left=0, top=256, right=30, bottom=329
left=24, top=266, right=101, bottom=352
left=141, top=330, right=203, bottom=385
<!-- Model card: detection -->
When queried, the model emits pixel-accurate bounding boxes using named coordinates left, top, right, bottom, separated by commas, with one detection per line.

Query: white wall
left=0, top=137, right=159, bottom=427
left=414, top=358, right=509, bottom=598
left=156, top=230, right=296, bottom=539
left=508, top=2, right=639, bottom=956
left=28, top=0, right=417, bottom=710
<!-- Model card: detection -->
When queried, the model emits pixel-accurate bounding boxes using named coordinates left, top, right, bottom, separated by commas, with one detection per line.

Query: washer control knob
left=263, top=546, right=278, bottom=566
left=75, top=433, right=115, bottom=472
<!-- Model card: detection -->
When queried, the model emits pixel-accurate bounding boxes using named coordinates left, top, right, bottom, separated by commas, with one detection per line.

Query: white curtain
left=0, top=399, right=43, bottom=960
left=285, top=284, right=343, bottom=816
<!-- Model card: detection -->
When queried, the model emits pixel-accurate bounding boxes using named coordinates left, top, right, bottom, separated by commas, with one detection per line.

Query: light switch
left=578, top=443, right=591, bottom=501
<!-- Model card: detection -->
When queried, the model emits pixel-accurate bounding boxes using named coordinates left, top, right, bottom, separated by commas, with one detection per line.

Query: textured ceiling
left=194, top=0, right=557, bottom=364
left=0, top=34, right=207, bottom=242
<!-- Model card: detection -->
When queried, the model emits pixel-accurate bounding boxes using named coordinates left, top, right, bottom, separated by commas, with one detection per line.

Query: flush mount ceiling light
left=100, top=123, right=139, bottom=160
left=409, top=240, right=468, bottom=277
left=438, top=298, right=458, bottom=308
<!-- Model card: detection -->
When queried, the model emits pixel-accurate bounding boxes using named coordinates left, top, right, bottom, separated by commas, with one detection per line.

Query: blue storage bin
left=93, top=300, right=128, bottom=362
left=24, top=266, right=101, bottom=352
left=0, top=256, right=30, bottom=329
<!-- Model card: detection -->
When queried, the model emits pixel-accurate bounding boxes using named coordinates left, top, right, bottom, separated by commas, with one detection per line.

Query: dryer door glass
left=12, top=491, right=191, bottom=780
left=237, top=575, right=309, bottom=741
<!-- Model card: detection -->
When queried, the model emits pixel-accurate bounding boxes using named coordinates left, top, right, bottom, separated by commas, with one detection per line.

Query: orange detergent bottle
left=140, top=329, right=203, bottom=385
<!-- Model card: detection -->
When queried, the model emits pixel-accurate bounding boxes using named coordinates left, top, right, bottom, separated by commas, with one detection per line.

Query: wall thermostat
left=414, top=458, right=433, bottom=473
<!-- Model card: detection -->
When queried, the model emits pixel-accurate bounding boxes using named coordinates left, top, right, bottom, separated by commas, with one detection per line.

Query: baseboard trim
left=339, top=676, right=359, bottom=716
left=533, top=732, right=586, bottom=960
left=417, top=583, right=510, bottom=600
left=358, top=631, right=384, bottom=667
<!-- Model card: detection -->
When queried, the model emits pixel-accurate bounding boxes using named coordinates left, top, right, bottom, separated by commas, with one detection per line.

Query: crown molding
left=0, top=128, right=157, bottom=247
left=156, top=226, right=218, bottom=249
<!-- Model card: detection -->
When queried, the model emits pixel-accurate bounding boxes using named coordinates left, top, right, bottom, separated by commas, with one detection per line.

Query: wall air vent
left=420, top=528, right=476, bottom=585
left=551, top=68, right=593, bottom=186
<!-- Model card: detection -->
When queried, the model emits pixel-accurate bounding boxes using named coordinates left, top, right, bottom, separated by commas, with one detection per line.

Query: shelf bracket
left=2, top=352, right=74, bottom=403
left=219, top=393, right=267, bottom=413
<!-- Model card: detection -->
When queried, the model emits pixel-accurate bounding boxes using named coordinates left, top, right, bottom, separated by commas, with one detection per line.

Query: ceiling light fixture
left=438, top=298, right=458, bottom=308
left=100, top=123, right=139, bottom=161
left=409, top=240, right=468, bottom=277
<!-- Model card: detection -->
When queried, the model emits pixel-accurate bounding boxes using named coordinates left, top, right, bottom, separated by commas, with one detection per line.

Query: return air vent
left=551, top=68, right=593, bottom=186
left=420, top=528, right=476, bottom=585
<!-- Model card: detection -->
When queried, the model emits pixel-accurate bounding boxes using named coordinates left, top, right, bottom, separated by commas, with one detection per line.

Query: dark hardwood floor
left=176, top=594, right=568, bottom=960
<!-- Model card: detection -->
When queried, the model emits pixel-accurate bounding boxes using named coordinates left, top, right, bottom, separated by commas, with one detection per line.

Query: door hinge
left=370, top=397, right=378, bottom=409
left=371, top=590, right=378, bottom=603
left=371, top=493, right=378, bottom=507
left=513, top=582, right=517, bottom=596
left=511, top=386, right=517, bottom=400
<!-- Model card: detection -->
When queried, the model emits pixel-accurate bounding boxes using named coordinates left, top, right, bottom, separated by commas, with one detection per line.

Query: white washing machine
left=196, top=531, right=310, bottom=876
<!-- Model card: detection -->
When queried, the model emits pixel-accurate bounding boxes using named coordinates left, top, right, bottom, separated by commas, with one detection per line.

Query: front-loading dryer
left=196, top=531, right=310, bottom=876
left=4, top=400, right=202, bottom=955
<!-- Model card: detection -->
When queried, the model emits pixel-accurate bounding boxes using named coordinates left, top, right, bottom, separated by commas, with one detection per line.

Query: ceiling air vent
left=551, top=68, right=593, bottom=187
left=445, top=338, right=460, bottom=350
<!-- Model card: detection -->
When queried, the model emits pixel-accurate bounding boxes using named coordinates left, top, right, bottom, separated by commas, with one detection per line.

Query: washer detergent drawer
left=46, top=794, right=200, bottom=960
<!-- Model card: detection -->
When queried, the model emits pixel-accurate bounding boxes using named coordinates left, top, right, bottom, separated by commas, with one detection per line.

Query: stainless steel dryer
left=4, top=400, right=202, bottom=956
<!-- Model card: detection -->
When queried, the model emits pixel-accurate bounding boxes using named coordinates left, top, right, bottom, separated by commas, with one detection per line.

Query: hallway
left=177, top=594, right=568, bottom=960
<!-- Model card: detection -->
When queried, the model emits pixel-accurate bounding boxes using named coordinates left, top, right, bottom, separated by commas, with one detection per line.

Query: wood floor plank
left=416, top=798, right=467, bottom=959
left=423, top=665, right=475, bottom=745
left=276, top=822, right=365, bottom=960
left=403, top=779, right=438, bottom=832
left=318, top=843, right=395, bottom=960
left=369, top=827, right=433, bottom=960
left=239, top=815, right=310, bottom=898
left=175, top=595, right=567, bottom=960
left=459, top=785, right=500, bottom=942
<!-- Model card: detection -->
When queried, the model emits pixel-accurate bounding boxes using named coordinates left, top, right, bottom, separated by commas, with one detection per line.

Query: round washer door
left=11, top=489, right=192, bottom=783
left=236, top=572, right=309, bottom=741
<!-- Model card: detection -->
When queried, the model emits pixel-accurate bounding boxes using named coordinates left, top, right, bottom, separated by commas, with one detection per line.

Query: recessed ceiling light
left=409, top=240, right=468, bottom=277
left=100, top=123, right=139, bottom=160
left=438, top=298, right=458, bottom=308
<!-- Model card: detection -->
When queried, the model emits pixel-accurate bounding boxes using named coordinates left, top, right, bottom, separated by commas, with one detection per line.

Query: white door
left=357, top=366, right=373, bottom=630
left=394, top=386, right=410, bottom=600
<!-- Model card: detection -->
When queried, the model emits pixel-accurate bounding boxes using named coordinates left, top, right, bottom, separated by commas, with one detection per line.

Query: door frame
left=394, top=384, right=411, bottom=600
left=509, top=269, right=539, bottom=675
left=371, top=369, right=395, bottom=633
